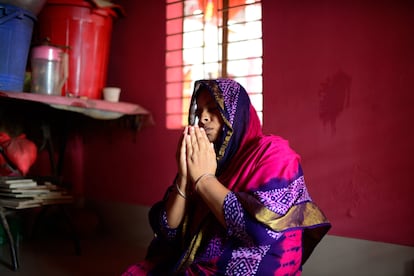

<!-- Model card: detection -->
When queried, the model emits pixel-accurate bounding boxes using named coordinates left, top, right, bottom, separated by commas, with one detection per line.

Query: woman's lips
left=203, top=127, right=212, bottom=134
left=203, top=127, right=214, bottom=141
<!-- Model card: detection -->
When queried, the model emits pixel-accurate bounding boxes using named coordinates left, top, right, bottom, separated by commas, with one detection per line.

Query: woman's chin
left=206, top=134, right=214, bottom=143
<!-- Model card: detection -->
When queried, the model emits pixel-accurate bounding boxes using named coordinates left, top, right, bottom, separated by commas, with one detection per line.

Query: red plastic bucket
left=35, top=0, right=116, bottom=99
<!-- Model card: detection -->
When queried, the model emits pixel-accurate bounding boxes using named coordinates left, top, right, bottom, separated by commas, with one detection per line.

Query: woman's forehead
left=196, top=89, right=214, bottom=103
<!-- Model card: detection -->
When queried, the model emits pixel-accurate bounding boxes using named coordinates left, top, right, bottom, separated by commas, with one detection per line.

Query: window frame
left=166, top=0, right=263, bottom=129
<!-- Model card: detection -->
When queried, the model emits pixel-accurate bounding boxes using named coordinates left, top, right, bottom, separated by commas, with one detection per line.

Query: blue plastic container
left=0, top=4, right=36, bottom=92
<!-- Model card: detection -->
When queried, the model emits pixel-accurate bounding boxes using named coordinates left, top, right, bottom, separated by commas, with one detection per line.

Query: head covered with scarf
left=189, top=78, right=262, bottom=175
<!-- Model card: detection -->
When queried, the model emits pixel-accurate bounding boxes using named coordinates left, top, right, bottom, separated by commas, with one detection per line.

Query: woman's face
left=195, top=89, right=224, bottom=143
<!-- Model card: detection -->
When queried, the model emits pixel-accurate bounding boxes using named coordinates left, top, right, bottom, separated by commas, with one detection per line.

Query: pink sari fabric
left=122, top=79, right=330, bottom=275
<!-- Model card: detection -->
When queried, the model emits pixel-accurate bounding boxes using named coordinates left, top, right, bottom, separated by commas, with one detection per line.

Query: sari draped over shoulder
left=123, top=79, right=330, bottom=276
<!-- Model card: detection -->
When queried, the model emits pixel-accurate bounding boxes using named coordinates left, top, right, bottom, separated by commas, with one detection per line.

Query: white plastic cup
left=103, top=87, right=121, bottom=102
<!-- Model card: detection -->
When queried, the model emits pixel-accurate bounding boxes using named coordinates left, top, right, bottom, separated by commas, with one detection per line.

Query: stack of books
left=0, top=178, right=74, bottom=209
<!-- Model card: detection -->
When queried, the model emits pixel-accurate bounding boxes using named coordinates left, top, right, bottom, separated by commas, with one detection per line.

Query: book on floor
left=0, top=197, right=43, bottom=209
left=0, top=192, right=41, bottom=198
left=0, top=177, right=74, bottom=207
left=0, top=187, right=50, bottom=194
left=0, top=178, right=38, bottom=188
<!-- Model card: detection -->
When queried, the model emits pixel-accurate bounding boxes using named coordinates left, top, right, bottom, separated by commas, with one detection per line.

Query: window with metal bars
left=166, top=0, right=263, bottom=129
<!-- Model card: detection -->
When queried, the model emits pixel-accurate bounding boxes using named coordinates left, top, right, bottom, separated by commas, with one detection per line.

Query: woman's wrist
left=174, top=174, right=188, bottom=199
left=175, top=179, right=187, bottom=199
left=194, top=173, right=216, bottom=192
left=176, top=174, right=186, bottom=184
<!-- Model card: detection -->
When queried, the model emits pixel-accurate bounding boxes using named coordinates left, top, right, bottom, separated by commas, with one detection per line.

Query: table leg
left=0, top=207, right=19, bottom=271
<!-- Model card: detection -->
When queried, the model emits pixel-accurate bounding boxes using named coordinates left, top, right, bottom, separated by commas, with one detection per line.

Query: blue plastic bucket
left=0, top=4, right=36, bottom=92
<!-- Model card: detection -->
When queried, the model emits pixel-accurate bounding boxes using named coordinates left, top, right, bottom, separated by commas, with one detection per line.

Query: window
left=166, top=0, right=262, bottom=129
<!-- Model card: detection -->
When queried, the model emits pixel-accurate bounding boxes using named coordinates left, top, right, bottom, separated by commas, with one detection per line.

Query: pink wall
left=81, top=0, right=178, bottom=205
left=71, top=1, right=413, bottom=246
left=262, top=0, right=414, bottom=246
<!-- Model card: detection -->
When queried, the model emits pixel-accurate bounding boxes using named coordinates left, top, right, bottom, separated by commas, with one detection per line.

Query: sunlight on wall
left=166, top=0, right=263, bottom=129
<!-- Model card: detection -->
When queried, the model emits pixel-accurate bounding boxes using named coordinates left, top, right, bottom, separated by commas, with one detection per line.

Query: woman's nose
left=200, top=111, right=210, bottom=123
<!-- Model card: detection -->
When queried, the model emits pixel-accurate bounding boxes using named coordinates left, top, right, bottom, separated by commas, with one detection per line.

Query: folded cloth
left=0, top=132, right=37, bottom=176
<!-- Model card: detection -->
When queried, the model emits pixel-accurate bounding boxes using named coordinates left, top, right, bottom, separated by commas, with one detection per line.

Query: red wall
left=81, top=0, right=177, bottom=205
left=262, top=0, right=414, bottom=246
left=72, top=1, right=413, bottom=246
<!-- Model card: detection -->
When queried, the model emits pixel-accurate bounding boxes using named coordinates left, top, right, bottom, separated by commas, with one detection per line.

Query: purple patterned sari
left=123, top=79, right=330, bottom=276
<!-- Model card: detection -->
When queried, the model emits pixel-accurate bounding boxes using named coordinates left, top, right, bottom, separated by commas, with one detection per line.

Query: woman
left=123, top=78, right=331, bottom=275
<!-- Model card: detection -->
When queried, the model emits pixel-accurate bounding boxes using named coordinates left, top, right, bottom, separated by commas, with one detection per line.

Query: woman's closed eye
left=196, top=106, right=218, bottom=116
left=209, top=106, right=219, bottom=113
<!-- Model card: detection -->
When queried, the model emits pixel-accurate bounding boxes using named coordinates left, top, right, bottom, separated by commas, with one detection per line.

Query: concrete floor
left=0, top=205, right=149, bottom=276
left=0, top=234, right=147, bottom=276
left=2, top=231, right=414, bottom=276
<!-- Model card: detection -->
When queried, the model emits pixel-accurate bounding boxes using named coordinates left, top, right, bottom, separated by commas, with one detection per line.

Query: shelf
left=0, top=90, right=151, bottom=120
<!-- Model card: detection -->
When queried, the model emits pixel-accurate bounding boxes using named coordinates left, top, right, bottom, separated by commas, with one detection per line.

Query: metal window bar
left=166, top=0, right=263, bottom=128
